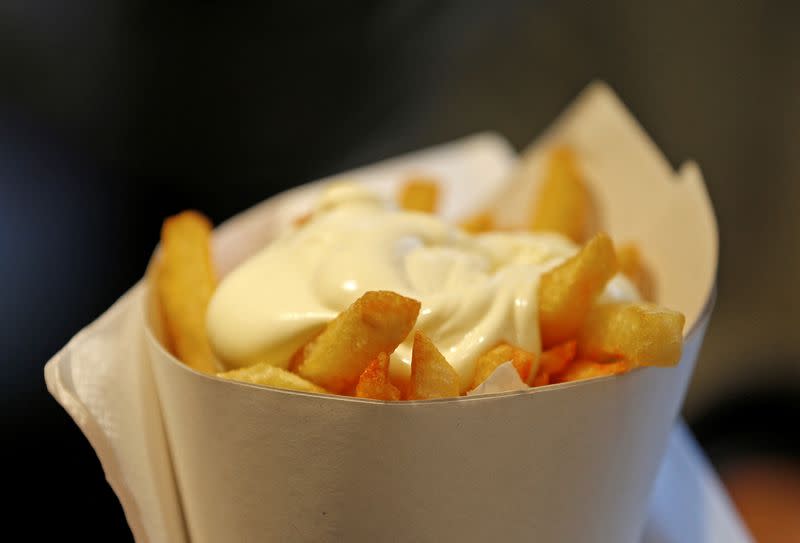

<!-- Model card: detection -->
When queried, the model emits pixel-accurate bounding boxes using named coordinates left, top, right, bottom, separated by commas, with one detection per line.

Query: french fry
left=296, top=291, right=421, bottom=392
left=538, top=233, right=618, bottom=348
left=471, top=343, right=535, bottom=389
left=530, top=372, right=549, bottom=387
left=578, top=302, right=685, bottom=366
left=538, top=340, right=577, bottom=375
left=156, top=211, right=218, bottom=374
left=218, top=362, right=327, bottom=393
left=355, top=353, right=402, bottom=401
left=531, top=146, right=591, bottom=242
left=617, top=243, right=655, bottom=301
left=553, top=359, right=633, bottom=383
left=288, top=331, right=321, bottom=372
left=398, top=177, right=439, bottom=213
left=460, top=212, right=494, bottom=234
left=528, top=340, right=577, bottom=386
left=408, top=331, right=460, bottom=399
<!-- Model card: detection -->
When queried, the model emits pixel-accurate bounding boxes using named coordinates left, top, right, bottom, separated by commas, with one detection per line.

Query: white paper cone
left=144, top=83, right=717, bottom=543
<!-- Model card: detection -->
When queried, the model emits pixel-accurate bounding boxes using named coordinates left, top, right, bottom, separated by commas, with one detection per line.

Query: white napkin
left=45, top=285, right=186, bottom=543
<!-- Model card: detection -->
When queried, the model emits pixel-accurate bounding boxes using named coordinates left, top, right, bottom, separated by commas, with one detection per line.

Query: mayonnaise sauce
left=207, top=184, right=640, bottom=391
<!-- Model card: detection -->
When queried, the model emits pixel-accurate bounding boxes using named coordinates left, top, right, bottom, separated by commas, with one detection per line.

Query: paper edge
left=44, top=286, right=151, bottom=543
left=675, top=423, right=753, bottom=542
left=677, top=159, right=720, bottom=279
left=676, top=160, right=719, bottom=337
left=643, top=422, right=754, bottom=543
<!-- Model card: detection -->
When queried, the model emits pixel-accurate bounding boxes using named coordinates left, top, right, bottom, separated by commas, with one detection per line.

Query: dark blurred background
left=3, top=1, right=799, bottom=540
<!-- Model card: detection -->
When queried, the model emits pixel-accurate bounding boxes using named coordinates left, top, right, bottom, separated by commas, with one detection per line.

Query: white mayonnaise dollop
left=207, top=184, right=639, bottom=390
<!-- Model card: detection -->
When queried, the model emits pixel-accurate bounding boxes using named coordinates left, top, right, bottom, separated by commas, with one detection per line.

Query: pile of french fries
left=154, top=146, right=685, bottom=400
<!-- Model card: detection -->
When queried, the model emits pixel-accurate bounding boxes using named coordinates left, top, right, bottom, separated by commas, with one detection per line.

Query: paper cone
left=143, top=83, right=717, bottom=543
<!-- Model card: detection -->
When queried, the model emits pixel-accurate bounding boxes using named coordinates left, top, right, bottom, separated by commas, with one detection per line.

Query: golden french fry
left=578, top=302, right=685, bottom=366
left=538, top=233, right=618, bottom=348
left=408, top=331, right=460, bottom=399
left=471, top=343, right=535, bottom=389
left=528, top=340, right=577, bottom=386
left=617, top=243, right=656, bottom=301
left=531, top=146, right=591, bottom=242
left=297, top=291, right=421, bottom=392
left=460, top=211, right=494, bottom=234
left=156, top=211, right=218, bottom=373
left=398, top=177, right=439, bottom=213
left=355, top=352, right=402, bottom=401
left=553, top=359, right=633, bottom=383
left=218, top=362, right=327, bottom=393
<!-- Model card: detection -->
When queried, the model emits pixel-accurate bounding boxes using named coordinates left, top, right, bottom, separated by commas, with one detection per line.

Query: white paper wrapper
left=46, top=83, right=720, bottom=543
left=467, top=362, right=529, bottom=396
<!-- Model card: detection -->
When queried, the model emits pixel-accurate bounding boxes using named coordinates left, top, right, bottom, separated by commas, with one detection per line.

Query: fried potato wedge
left=355, top=352, right=402, bottom=401
left=460, top=212, right=495, bottom=234
left=398, top=177, right=439, bottom=213
left=531, top=146, right=591, bottom=242
left=578, top=302, right=685, bottom=366
left=538, top=233, right=618, bottom=348
left=471, top=343, right=535, bottom=389
left=553, top=359, right=633, bottom=383
left=297, top=291, right=421, bottom=392
left=408, top=331, right=460, bottom=399
left=218, top=362, right=327, bottom=393
left=156, top=211, right=218, bottom=373
left=617, top=243, right=655, bottom=301
left=528, top=340, right=577, bottom=386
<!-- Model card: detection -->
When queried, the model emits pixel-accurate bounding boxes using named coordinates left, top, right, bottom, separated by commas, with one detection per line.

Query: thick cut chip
left=355, top=353, right=402, bottom=401
left=218, top=362, right=327, bottom=393
left=553, top=359, right=633, bottom=383
left=617, top=243, right=656, bottom=301
left=471, top=343, right=535, bottom=389
left=530, top=146, right=591, bottom=242
left=578, top=302, right=685, bottom=366
left=156, top=211, right=218, bottom=373
left=538, top=233, right=618, bottom=348
left=528, top=340, right=577, bottom=386
left=398, top=178, right=439, bottom=213
left=297, top=291, right=421, bottom=392
left=408, top=331, right=460, bottom=400
left=460, top=212, right=495, bottom=234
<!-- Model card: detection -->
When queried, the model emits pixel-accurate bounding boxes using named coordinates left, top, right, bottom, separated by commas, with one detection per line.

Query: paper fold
left=45, top=286, right=186, bottom=543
